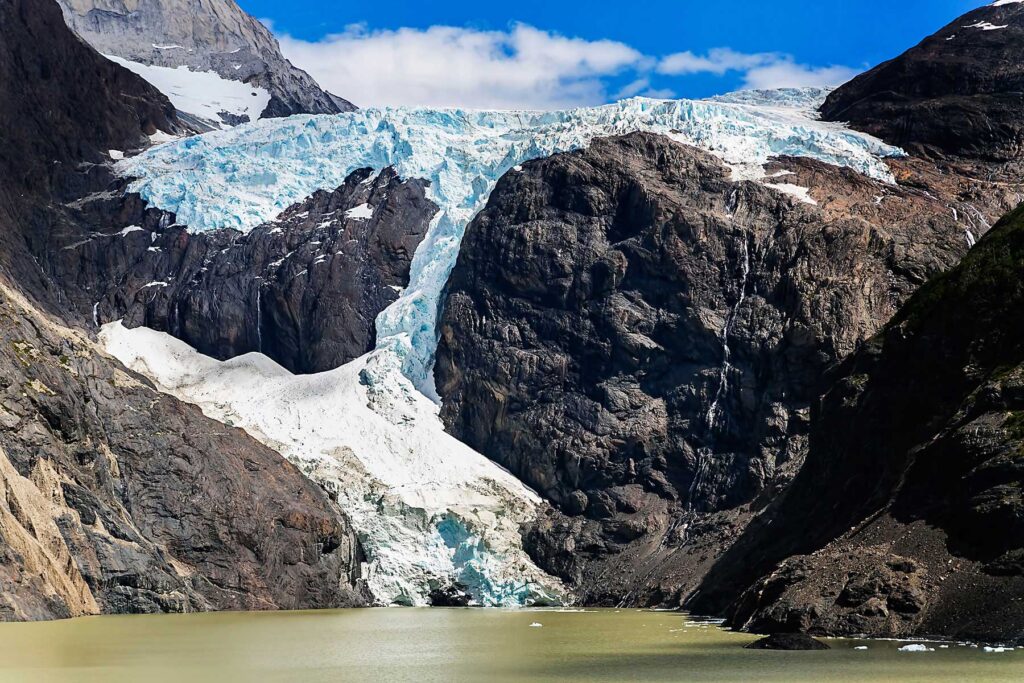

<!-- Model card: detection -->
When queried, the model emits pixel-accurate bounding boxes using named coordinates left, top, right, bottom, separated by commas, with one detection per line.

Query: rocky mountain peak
left=57, top=0, right=354, bottom=125
left=821, top=0, right=1024, bottom=161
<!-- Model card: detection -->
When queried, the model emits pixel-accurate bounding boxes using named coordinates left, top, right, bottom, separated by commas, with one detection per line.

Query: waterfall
left=255, top=285, right=263, bottom=353
left=706, top=229, right=750, bottom=431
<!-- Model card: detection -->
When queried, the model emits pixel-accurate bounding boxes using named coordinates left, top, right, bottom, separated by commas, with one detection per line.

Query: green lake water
left=0, top=608, right=1020, bottom=682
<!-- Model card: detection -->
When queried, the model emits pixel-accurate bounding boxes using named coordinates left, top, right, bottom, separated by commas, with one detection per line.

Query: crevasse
left=112, top=90, right=904, bottom=607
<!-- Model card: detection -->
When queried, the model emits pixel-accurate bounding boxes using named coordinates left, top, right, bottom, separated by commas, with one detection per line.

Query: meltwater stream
left=110, top=89, right=904, bottom=607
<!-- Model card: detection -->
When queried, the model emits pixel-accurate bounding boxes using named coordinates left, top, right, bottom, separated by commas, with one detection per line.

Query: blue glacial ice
left=119, top=92, right=903, bottom=394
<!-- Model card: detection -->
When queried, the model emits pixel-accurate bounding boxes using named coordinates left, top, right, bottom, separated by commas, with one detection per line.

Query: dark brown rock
left=0, top=279, right=369, bottom=620
left=696, top=204, right=1024, bottom=644
left=435, top=131, right=1013, bottom=606
left=820, top=2, right=1024, bottom=162
left=54, top=166, right=436, bottom=373
left=744, top=633, right=830, bottom=651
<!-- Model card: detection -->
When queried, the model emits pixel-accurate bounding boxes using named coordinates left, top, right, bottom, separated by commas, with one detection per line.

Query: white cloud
left=658, top=48, right=781, bottom=76
left=742, top=62, right=860, bottom=90
left=275, top=22, right=859, bottom=110
left=613, top=78, right=676, bottom=100
left=278, top=23, right=646, bottom=110
left=659, top=48, right=858, bottom=90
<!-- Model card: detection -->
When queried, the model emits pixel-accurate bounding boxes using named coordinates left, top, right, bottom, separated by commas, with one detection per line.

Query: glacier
left=99, top=322, right=566, bottom=606
left=110, top=89, right=904, bottom=607
left=118, top=91, right=903, bottom=394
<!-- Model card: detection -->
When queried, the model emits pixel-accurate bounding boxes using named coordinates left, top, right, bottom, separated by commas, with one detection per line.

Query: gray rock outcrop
left=57, top=0, right=354, bottom=122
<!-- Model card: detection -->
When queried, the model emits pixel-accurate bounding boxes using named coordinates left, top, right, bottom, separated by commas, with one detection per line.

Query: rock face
left=0, top=279, right=368, bottom=620
left=694, top=204, right=1024, bottom=644
left=820, top=2, right=1024, bottom=161
left=57, top=0, right=354, bottom=119
left=0, top=0, right=181, bottom=315
left=55, top=167, right=435, bottom=373
left=744, top=633, right=830, bottom=651
left=434, top=132, right=1014, bottom=605
left=0, top=0, right=369, bottom=621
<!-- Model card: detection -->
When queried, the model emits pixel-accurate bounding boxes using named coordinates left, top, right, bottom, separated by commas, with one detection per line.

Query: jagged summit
left=57, top=0, right=355, bottom=127
left=821, top=0, right=1024, bottom=160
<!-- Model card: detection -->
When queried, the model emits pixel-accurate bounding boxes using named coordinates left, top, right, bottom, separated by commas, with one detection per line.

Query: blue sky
left=239, top=0, right=985, bottom=109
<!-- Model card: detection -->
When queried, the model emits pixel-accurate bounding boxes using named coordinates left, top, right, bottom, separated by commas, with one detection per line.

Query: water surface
left=0, top=609, right=1020, bottom=682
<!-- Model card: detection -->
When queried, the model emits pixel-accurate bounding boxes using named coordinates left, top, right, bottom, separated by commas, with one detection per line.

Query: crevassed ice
left=119, top=91, right=903, bottom=393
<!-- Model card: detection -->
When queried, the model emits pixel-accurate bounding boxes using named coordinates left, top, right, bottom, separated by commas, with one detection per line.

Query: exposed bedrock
left=0, top=279, right=369, bottom=620
left=54, top=167, right=436, bottom=374
left=0, top=0, right=369, bottom=621
left=694, top=204, right=1024, bottom=644
left=434, top=131, right=1019, bottom=606
left=820, top=1, right=1024, bottom=163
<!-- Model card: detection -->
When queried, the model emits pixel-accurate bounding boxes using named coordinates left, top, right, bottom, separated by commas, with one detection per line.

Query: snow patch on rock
left=344, top=203, right=374, bottom=220
left=105, top=55, right=270, bottom=127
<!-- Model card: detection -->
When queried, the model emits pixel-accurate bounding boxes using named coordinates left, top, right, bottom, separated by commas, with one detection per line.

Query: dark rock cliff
left=54, top=167, right=435, bottom=374
left=0, top=0, right=369, bottom=620
left=434, top=132, right=1007, bottom=605
left=693, top=203, right=1024, bottom=644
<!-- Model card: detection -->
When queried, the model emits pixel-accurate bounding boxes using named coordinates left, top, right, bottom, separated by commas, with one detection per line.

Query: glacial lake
left=0, top=608, right=1020, bottom=682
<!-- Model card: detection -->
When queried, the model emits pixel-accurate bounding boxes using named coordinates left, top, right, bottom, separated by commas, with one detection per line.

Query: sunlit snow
left=106, top=56, right=271, bottom=127
left=100, top=322, right=566, bottom=607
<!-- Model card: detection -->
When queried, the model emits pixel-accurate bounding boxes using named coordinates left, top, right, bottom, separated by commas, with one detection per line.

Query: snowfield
left=109, top=89, right=905, bottom=606
left=100, top=322, right=566, bottom=607
left=106, top=56, right=271, bottom=127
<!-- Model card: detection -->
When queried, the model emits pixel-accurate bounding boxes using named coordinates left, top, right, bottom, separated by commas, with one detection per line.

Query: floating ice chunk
left=530, top=623, right=543, bottom=628
left=983, top=646, right=1013, bottom=653
left=108, top=149, right=124, bottom=160
left=119, top=225, right=143, bottom=236
left=898, top=644, right=935, bottom=652
left=854, top=645, right=868, bottom=650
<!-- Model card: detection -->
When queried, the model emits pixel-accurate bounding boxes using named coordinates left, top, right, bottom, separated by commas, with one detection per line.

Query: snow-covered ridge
left=99, top=322, right=565, bottom=607
left=118, top=90, right=902, bottom=393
